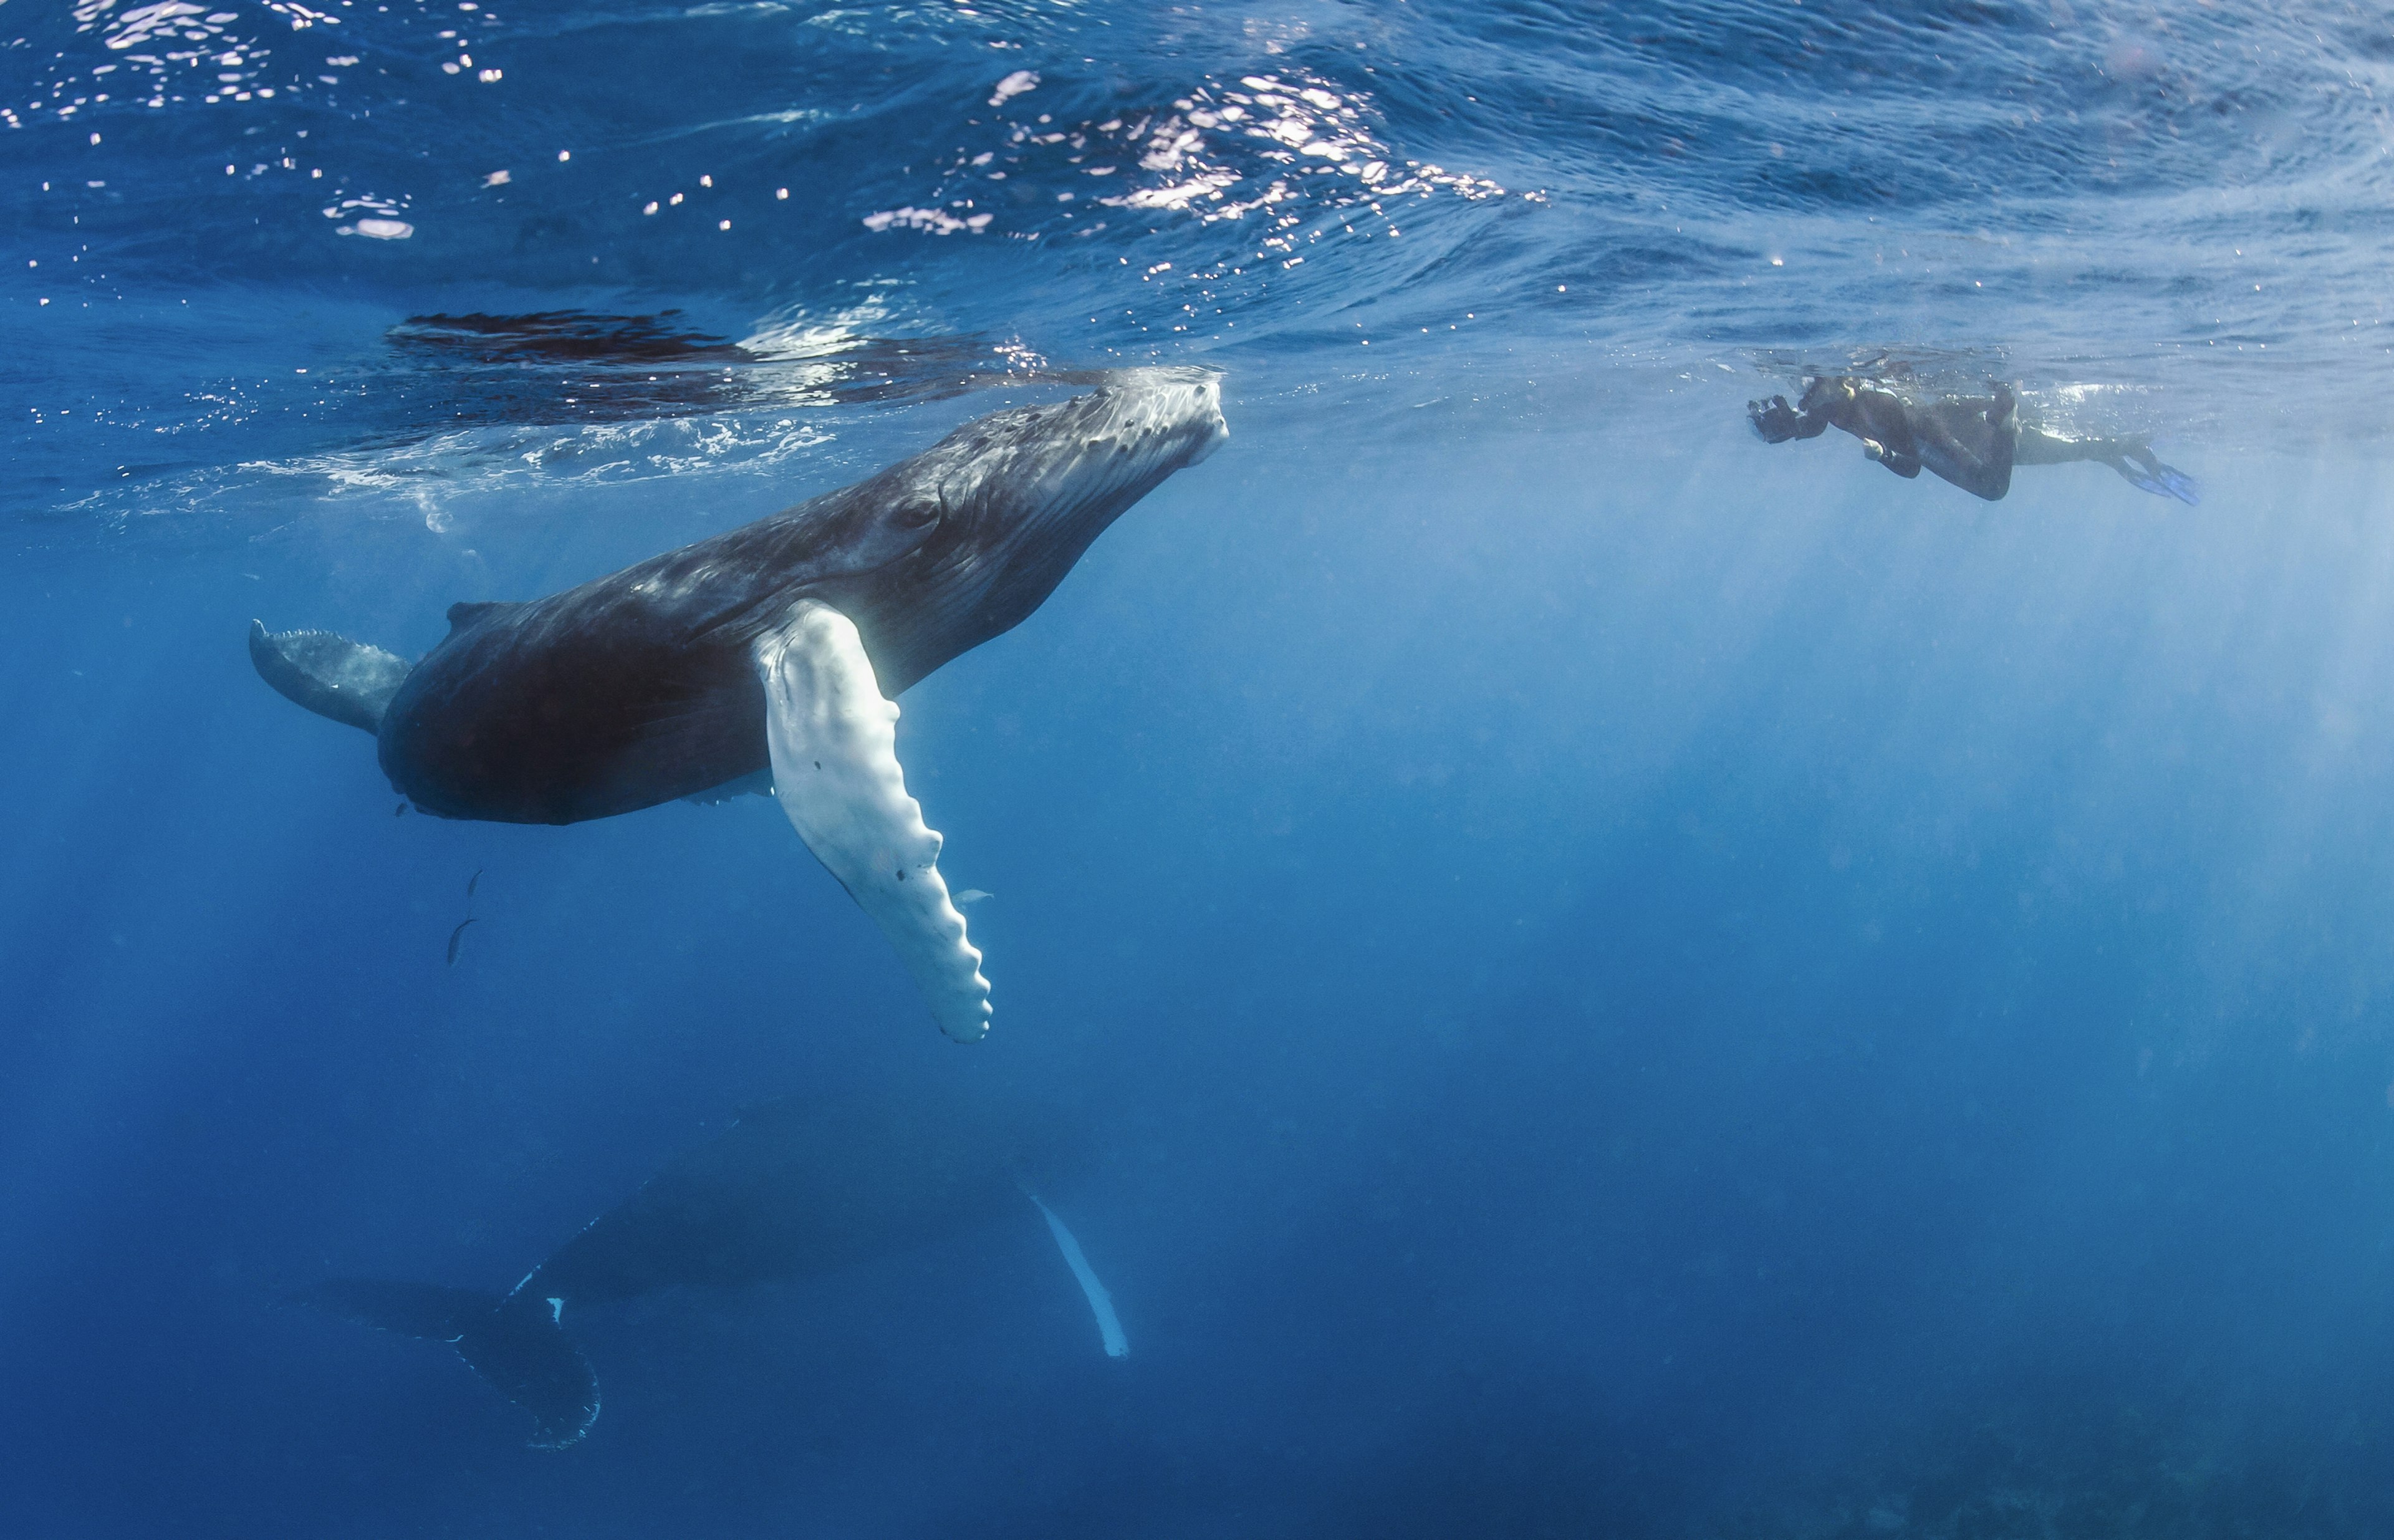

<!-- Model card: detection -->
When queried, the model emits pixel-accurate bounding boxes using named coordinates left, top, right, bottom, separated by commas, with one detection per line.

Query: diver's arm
left=1749, top=395, right=1831, bottom=443
left=1860, top=438, right=1922, bottom=478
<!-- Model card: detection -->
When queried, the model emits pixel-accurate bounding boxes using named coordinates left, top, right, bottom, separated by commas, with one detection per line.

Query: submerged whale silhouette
left=289, top=1095, right=1128, bottom=1447
left=251, top=370, right=1226, bottom=1039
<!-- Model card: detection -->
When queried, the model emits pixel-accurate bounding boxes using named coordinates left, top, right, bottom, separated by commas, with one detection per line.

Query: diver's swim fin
left=2117, top=459, right=2201, bottom=506
left=249, top=620, right=411, bottom=734
left=291, top=1278, right=601, bottom=1448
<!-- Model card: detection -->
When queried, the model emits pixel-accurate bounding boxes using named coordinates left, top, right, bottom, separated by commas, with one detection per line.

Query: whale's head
left=830, top=367, right=1226, bottom=693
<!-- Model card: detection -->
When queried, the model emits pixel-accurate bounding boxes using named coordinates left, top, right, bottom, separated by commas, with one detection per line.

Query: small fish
left=953, top=888, right=993, bottom=907
left=466, top=868, right=483, bottom=900
left=446, top=917, right=478, bottom=966
left=395, top=802, right=410, bottom=817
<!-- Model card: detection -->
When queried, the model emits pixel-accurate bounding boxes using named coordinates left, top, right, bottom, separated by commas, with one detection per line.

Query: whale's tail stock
left=289, top=1278, right=601, bottom=1448
left=248, top=620, right=411, bottom=735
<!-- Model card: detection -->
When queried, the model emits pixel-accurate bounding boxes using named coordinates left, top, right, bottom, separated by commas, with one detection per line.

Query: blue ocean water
left=9, top=1, right=2394, bottom=1534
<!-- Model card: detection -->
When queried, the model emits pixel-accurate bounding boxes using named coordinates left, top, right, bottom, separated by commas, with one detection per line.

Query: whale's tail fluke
left=291, top=1278, right=602, bottom=1448
left=249, top=620, right=411, bottom=735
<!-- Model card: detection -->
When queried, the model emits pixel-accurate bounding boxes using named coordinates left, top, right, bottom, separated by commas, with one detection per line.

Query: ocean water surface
left=9, top=1, right=2394, bottom=1535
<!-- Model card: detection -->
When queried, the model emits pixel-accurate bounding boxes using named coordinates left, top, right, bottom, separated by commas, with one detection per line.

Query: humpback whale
left=251, top=369, right=1226, bottom=1039
left=290, top=1095, right=1128, bottom=1448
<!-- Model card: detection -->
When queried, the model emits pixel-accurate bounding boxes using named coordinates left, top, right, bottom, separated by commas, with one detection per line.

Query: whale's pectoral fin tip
left=755, top=600, right=993, bottom=1042
left=1028, top=1194, right=1131, bottom=1359
left=249, top=620, right=411, bottom=736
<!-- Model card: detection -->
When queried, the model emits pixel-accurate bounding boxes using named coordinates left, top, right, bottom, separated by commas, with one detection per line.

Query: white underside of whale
left=756, top=599, right=993, bottom=1043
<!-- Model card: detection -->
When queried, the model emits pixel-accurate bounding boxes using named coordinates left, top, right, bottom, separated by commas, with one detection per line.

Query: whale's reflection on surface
left=381, top=311, right=1002, bottom=431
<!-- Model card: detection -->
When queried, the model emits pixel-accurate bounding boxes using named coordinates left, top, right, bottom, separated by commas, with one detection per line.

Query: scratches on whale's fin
left=756, top=599, right=992, bottom=1043
left=445, top=600, right=522, bottom=634
left=248, top=620, right=411, bottom=735
left=291, top=1279, right=600, bottom=1449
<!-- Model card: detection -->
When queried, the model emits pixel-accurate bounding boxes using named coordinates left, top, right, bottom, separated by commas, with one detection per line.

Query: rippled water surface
left=11, top=0, right=2393, bottom=522
left=9, top=3, right=2394, bottom=1537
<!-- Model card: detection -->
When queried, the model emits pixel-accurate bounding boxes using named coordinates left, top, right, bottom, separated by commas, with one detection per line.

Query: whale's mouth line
left=666, top=371, right=1223, bottom=664
left=963, top=382, right=1225, bottom=554
left=940, top=368, right=1226, bottom=508
left=815, top=368, right=1225, bottom=700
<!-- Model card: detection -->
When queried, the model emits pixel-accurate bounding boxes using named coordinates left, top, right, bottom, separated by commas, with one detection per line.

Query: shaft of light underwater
left=9, top=0, right=2394, bottom=1535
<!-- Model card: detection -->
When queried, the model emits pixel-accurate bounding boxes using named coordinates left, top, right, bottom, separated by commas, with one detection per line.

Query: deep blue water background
left=11, top=2, right=2394, bottom=1536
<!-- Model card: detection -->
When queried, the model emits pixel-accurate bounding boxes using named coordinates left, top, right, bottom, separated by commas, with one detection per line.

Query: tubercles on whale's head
left=926, top=367, right=1226, bottom=545
left=851, top=368, right=1227, bottom=691
left=1024, top=365, right=1229, bottom=501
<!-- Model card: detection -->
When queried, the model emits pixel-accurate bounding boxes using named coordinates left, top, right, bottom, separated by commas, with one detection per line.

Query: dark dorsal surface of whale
left=252, top=369, right=1226, bottom=1040
left=376, top=367, right=1224, bottom=825
left=531, top=1097, right=1029, bottom=1301
left=291, top=1096, right=1124, bottom=1448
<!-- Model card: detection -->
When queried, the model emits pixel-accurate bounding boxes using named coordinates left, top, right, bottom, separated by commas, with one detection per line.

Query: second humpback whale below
left=290, top=1095, right=1130, bottom=1447
left=251, top=368, right=1227, bottom=1040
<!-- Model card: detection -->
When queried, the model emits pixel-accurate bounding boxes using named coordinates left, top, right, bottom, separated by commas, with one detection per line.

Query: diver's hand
left=1749, top=396, right=1804, bottom=442
left=1862, top=438, right=1921, bottom=478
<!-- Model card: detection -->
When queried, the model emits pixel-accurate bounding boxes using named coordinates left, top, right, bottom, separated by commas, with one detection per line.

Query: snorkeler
left=1748, top=375, right=2199, bottom=504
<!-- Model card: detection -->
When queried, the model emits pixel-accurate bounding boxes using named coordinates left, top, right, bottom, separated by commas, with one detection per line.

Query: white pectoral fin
left=756, top=600, right=992, bottom=1043
left=1027, top=1192, right=1130, bottom=1359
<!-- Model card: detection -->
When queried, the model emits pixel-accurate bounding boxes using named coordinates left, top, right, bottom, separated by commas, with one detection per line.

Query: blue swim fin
left=2115, top=458, right=2200, bottom=506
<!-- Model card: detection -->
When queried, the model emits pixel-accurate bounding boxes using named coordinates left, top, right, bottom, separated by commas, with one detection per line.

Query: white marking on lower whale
left=1027, top=1192, right=1129, bottom=1359
left=757, top=599, right=992, bottom=1042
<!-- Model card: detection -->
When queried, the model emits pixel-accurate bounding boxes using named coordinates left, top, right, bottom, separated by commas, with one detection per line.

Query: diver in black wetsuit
left=1749, top=375, right=2199, bottom=504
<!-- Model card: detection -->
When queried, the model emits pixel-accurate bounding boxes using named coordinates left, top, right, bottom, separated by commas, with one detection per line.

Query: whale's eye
left=892, top=496, right=942, bottom=530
